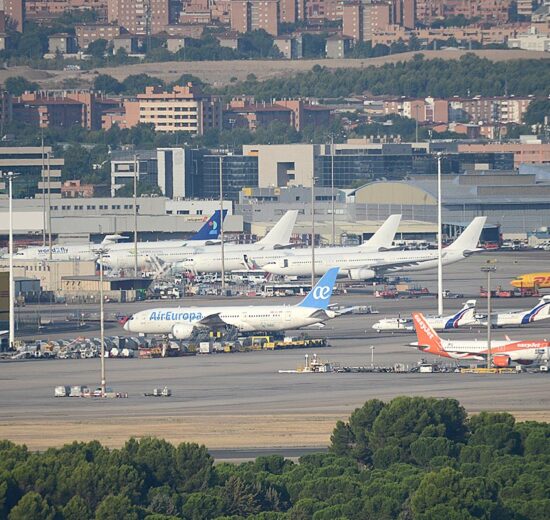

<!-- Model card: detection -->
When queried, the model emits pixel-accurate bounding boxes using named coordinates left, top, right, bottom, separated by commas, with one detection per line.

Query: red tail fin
left=412, top=313, right=446, bottom=355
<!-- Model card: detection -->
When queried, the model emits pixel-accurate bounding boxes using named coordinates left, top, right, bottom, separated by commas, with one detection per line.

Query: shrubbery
left=1, top=397, right=550, bottom=519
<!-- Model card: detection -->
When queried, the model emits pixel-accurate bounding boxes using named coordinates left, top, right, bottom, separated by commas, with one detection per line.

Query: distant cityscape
left=0, top=0, right=549, bottom=59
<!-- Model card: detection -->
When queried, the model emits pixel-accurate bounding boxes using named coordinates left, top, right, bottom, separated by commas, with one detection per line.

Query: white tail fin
left=257, top=210, right=298, bottom=246
left=101, top=234, right=127, bottom=246
left=446, top=217, right=487, bottom=252
left=360, top=214, right=402, bottom=250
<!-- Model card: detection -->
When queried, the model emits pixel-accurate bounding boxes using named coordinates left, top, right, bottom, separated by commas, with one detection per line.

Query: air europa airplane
left=121, top=267, right=344, bottom=339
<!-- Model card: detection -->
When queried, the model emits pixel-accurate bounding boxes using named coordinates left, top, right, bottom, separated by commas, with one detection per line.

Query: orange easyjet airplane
left=411, top=312, right=550, bottom=367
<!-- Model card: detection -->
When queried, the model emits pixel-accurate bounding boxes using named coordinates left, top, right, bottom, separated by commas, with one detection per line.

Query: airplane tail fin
left=445, top=299, right=477, bottom=328
left=412, top=312, right=446, bottom=354
left=446, top=217, right=487, bottom=253
left=101, top=234, right=127, bottom=246
left=257, top=210, right=298, bottom=246
left=191, top=210, right=227, bottom=241
left=298, top=267, right=340, bottom=310
left=523, top=295, right=550, bottom=323
left=360, top=214, right=402, bottom=250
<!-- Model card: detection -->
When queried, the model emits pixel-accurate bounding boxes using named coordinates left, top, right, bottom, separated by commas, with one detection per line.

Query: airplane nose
left=118, top=315, right=131, bottom=330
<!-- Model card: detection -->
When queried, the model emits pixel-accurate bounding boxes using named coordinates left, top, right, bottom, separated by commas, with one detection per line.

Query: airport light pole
left=5, top=171, right=17, bottom=350
left=437, top=153, right=443, bottom=316
left=47, top=151, right=52, bottom=260
left=311, top=174, right=317, bottom=287
left=370, top=345, right=375, bottom=367
left=133, top=154, right=139, bottom=277
left=219, top=156, right=225, bottom=291
left=97, top=247, right=107, bottom=397
left=330, top=134, right=335, bottom=246
left=481, top=261, right=496, bottom=370
left=41, top=133, right=46, bottom=246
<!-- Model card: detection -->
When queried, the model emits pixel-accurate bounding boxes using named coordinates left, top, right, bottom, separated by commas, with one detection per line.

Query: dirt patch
left=1, top=49, right=548, bottom=90
left=1, top=410, right=548, bottom=451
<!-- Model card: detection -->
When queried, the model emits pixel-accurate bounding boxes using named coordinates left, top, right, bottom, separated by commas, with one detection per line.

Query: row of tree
left=220, top=53, right=550, bottom=99
left=1, top=396, right=550, bottom=519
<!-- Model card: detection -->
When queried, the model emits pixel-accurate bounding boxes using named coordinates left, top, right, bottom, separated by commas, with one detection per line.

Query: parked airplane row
left=373, top=295, right=550, bottom=332
left=4, top=210, right=227, bottom=262
left=7, top=211, right=489, bottom=282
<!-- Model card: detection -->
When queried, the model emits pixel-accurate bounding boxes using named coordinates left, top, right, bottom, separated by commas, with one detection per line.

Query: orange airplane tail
left=412, top=312, right=448, bottom=356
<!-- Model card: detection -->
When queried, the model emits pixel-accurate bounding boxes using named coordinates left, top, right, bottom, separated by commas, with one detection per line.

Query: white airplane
left=172, top=210, right=301, bottom=274
left=7, top=210, right=226, bottom=263
left=481, top=296, right=550, bottom=327
left=372, top=299, right=477, bottom=333
left=261, top=217, right=487, bottom=280
left=105, top=209, right=299, bottom=271
left=411, top=312, right=550, bottom=367
left=122, top=267, right=342, bottom=339
left=178, top=214, right=402, bottom=275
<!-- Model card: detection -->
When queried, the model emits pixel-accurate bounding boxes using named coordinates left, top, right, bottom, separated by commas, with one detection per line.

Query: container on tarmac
left=69, top=385, right=84, bottom=397
left=54, top=385, right=70, bottom=397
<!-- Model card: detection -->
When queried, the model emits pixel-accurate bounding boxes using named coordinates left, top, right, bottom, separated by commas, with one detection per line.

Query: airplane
left=411, top=312, right=550, bottom=367
left=121, top=267, right=342, bottom=339
left=172, top=210, right=301, bottom=274
left=98, top=210, right=228, bottom=270
left=177, top=214, right=402, bottom=275
left=7, top=210, right=226, bottom=263
left=511, top=273, right=550, bottom=289
left=372, top=299, right=477, bottom=333
left=117, top=209, right=300, bottom=273
left=481, top=295, right=550, bottom=327
left=261, top=216, right=487, bottom=280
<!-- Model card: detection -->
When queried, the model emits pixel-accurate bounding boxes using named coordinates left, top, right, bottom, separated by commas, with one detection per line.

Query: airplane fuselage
left=125, top=305, right=333, bottom=335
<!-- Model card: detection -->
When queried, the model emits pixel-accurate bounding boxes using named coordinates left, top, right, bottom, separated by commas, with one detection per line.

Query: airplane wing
left=195, top=313, right=231, bottom=329
left=309, top=309, right=332, bottom=320
left=331, top=306, right=356, bottom=316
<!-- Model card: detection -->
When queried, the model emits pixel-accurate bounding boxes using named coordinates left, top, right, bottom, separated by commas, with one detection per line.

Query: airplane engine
left=347, top=268, right=376, bottom=280
left=171, top=323, right=195, bottom=340
left=492, top=355, right=511, bottom=368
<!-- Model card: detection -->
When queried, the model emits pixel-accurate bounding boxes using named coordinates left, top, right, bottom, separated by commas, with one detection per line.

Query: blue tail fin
left=298, top=268, right=340, bottom=310
left=191, top=210, right=227, bottom=241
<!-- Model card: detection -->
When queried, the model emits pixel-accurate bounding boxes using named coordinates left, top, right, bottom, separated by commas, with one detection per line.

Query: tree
left=62, top=495, right=92, bottom=520
left=95, top=495, right=138, bottom=520
left=121, top=74, right=164, bottom=95
left=8, top=492, right=54, bottom=520
left=93, top=74, right=122, bottom=94
left=523, top=99, right=550, bottom=126
left=62, top=144, right=93, bottom=181
left=87, top=39, right=108, bottom=59
left=4, top=76, right=39, bottom=96
left=221, top=475, right=261, bottom=516
left=174, top=443, right=214, bottom=493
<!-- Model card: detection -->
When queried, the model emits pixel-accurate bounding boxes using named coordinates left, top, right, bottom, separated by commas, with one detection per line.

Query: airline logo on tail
left=192, top=210, right=227, bottom=241
left=521, top=297, right=550, bottom=324
left=444, top=301, right=476, bottom=329
left=412, top=312, right=448, bottom=357
left=299, top=268, right=339, bottom=310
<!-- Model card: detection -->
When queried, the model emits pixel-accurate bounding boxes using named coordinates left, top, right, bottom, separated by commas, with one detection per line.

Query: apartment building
left=1, top=0, right=24, bottom=31
left=107, top=0, right=170, bottom=35
left=75, top=23, right=121, bottom=49
left=230, top=0, right=279, bottom=35
left=343, top=1, right=393, bottom=42
left=12, top=91, right=122, bottom=130
left=132, top=84, right=222, bottom=135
